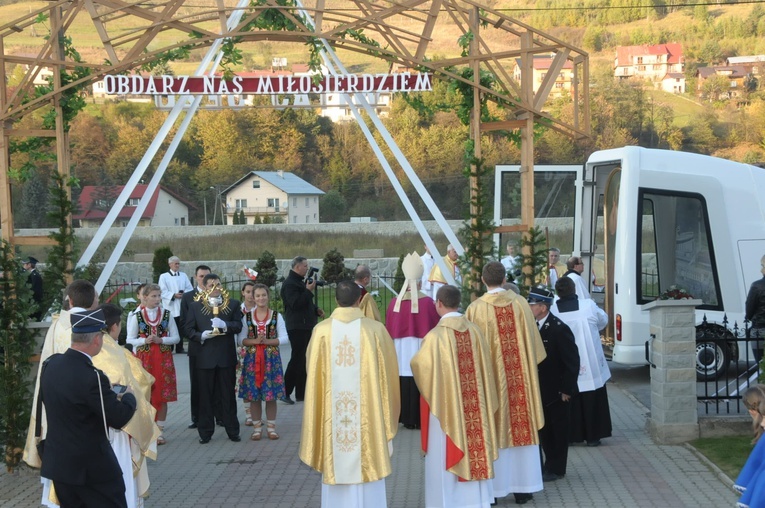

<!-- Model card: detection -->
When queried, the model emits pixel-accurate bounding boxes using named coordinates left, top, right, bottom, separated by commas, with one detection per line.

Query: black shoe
left=188, top=422, right=198, bottom=429
left=587, top=439, right=602, bottom=447
left=514, top=493, right=533, bottom=505
left=199, top=437, right=210, bottom=444
left=280, top=395, right=295, bottom=405
left=229, top=435, right=241, bottom=442
left=543, top=472, right=563, bottom=482
left=295, top=397, right=304, bottom=402
left=216, top=419, right=224, bottom=427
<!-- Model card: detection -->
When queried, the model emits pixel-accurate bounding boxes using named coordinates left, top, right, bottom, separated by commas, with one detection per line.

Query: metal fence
left=697, top=315, right=763, bottom=415
left=101, top=274, right=402, bottom=323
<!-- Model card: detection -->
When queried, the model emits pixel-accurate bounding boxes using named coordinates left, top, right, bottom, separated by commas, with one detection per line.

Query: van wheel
left=695, top=325, right=733, bottom=381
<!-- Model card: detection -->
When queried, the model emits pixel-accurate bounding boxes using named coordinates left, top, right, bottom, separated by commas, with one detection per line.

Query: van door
left=582, top=160, right=622, bottom=341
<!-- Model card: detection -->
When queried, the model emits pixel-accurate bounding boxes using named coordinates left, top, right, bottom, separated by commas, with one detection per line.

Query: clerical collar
left=441, top=311, right=462, bottom=319
left=487, top=287, right=505, bottom=294
left=170, top=271, right=178, bottom=276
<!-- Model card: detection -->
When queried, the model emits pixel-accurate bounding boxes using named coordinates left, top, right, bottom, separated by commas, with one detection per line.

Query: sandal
left=157, top=426, right=166, bottom=445
left=266, top=420, right=279, bottom=440
left=250, top=420, right=262, bottom=441
left=245, top=417, right=254, bottom=426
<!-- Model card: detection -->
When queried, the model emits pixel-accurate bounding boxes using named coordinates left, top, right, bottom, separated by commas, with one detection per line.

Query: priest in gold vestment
left=300, top=280, right=400, bottom=508
left=428, top=244, right=462, bottom=298
left=465, top=262, right=546, bottom=504
left=412, top=285, right=499, bottom=508
left=354, top=264, right=381, bottom=321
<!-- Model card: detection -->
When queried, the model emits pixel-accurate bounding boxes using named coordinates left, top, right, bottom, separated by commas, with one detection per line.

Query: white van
left=495, top=147, right=765, bottom=379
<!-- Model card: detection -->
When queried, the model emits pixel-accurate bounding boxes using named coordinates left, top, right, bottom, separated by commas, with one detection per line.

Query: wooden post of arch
left=519, top=30, right=536, bottom=289
left=469, top=6, right=482, bottom=297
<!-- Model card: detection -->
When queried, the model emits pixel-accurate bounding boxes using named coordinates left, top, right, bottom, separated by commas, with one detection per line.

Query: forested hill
left=4, top=1, right=765, bottom=227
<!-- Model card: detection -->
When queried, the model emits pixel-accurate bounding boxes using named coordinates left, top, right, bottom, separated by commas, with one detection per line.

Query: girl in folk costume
left=237, top=282, right=288, bottom=440
left=127, top=283, right=179, bottom=445
left=736, top=385, right=765, bottom=508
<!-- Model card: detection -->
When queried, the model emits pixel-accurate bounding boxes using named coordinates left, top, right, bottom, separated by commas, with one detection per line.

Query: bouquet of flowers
left=657, top=285, right=694, bottom=300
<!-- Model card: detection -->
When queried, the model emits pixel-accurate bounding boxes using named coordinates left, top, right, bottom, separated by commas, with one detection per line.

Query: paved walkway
left=1, top=348, right=740, bottom=507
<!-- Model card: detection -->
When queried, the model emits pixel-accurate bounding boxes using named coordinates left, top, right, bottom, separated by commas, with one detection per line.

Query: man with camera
left=280, top=256, right=325, bottom=405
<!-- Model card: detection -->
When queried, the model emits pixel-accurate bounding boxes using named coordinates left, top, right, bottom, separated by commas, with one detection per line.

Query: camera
left=305, top=266, right=326, bottom=287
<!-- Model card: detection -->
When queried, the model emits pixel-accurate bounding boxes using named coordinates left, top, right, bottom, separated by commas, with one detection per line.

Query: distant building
left=222, top=170, right=325, bottom=224
left=512, top=54, right=574, bottom=100
left=725, top=55, right=765, bottom=76
left=74, top=184, right=193, bottom=227
left=614, top=44, right=684, bottom=88
left=696, top=65, right=751, bottom=99
left=660, top=73, right=686, bottom=94
left=10, top=53, right=53, bottom=86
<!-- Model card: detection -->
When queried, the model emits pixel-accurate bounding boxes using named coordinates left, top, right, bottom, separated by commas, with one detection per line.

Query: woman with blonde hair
left=735, top=384, right=765, bottom=507
left=127, top=283, right=179, bottom=445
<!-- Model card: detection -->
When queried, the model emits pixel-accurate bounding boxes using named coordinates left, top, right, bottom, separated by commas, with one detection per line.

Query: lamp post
left=204, top=186, right=214, bottom=225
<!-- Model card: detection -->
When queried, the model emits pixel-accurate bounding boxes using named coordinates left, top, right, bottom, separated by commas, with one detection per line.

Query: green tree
left=254, top=250, right=278, bottom=288
left=697, top=40, right=723, bottom=65
left=393, top=254, right=405, bottom=293
left=319, top=189, right=348, bottom=222
left=321, top=248, right=353, bottom=283
left=700, top=74, right=731, bottom=101
left=0, top=242, right=37, bottom=471
left=517, top=227, right=550, bottom=296
left=152, top=246, right=173, bottom=282
left=18, top=176, right=50, bottom=228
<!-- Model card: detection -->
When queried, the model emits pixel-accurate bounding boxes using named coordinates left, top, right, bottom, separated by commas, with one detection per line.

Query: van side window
left=637, top=190, right=721, bottom=309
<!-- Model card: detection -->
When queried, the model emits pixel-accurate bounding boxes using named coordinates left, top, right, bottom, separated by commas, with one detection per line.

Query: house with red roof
left=614, top=44, right=684, bottom=90
left=73, top=184, right=194, bottom=228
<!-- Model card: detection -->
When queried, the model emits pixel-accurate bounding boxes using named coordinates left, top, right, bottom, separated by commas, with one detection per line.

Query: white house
left=659, top=73, right=686, bottom=94
left=74, top=184, right=192, bottom=227
left=222, top=170, right=325, bottom=224
left=614, top=44, right=684, bottom=87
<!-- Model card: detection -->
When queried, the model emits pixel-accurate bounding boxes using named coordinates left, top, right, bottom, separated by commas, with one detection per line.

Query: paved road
left=1, top=346, right=741, bottom=507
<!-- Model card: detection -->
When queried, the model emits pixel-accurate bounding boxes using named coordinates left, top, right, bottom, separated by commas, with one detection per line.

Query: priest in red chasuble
left=299, top=280, right=400, bottom=508
left=411, top=285, right=499, bottom=508
left=465, top=261, right=546, bottom=505
left=385, top=252, right=440, bottom=430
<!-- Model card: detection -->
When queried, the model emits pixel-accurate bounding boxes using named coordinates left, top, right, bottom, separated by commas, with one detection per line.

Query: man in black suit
left=183, top=273, right=243, bottom=443
left=180, top=264, right=211, bottom=429
left=280, top=256, right=324, bottom=404
left=40, top=308, right=137, bottom=508
left=23, top=256, right=44, bottom=320
left=527, top=286, right=579, bottom=482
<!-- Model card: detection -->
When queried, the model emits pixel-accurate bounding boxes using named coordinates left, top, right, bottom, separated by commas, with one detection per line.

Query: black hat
left=527, top=285, right=554, bottom=305
left=71, top=308, right=106, bottom=334
left=22, top=256, right=38, bottom=266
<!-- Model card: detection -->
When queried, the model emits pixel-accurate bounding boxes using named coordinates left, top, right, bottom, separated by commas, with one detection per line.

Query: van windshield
left=637, top=189, right=721, bottom=308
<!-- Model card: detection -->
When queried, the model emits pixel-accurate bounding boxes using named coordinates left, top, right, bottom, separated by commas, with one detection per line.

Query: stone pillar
left=643, top=299, right=702, bottom=444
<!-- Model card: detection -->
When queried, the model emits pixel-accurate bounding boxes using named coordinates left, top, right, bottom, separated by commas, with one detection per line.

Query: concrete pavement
left=1, top=346, right=740, bottom=507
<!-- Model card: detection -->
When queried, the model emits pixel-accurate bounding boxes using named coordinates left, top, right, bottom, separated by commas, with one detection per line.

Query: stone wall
left=11, top=217, right=574, bottom=242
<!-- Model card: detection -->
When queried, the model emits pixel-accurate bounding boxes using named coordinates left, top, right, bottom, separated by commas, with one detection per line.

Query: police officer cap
left=23, top=256, right=39, bottom=266
left=72, top=308, right=106, bottom=334
left=527, top=285, right=554, bottom=304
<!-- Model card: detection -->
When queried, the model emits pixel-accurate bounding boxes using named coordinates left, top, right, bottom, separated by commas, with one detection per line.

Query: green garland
left=0, top=242, right=37, bottom=471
